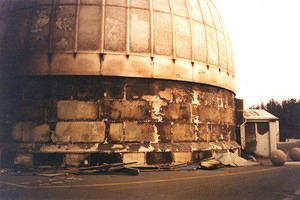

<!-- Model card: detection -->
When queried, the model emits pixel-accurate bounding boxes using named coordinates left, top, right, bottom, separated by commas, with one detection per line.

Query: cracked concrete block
left=173, top=124, right=195, bottom=142
left=57, top=100, right=98, bottom=120
left=173, top=152, right=192, bottom=164
left=124, top=122, right=155, bottom=142
left=109, top=123, right=123, bottom=142
left=123, top=153, right=145, bottom=166
left=12, top=122, right=50, bottom=142
left=14, top=153, right=33, bottom=167
left=55, top=121, right=105, bottom=143
left=106, top=100, right=151, bottom=120
left=164, top=104, right=190, bottom=121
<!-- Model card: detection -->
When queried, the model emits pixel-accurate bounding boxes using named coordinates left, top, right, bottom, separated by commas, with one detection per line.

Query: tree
left=250, top=98, right=300, bottom=141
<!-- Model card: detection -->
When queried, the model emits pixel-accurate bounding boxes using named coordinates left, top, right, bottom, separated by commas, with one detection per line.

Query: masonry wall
left=0, top=76, right=238, bottom=166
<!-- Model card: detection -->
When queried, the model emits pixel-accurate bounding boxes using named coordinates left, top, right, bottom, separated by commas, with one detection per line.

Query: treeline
left=249, top=99, right=300, bottom=141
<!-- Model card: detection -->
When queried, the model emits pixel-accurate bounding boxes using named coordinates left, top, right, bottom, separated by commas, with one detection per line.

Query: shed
left=240, top=109, right=279, bottom=157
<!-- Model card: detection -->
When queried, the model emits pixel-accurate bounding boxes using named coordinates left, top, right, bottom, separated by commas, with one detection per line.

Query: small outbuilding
left=240, top=109, right=279, bottom=157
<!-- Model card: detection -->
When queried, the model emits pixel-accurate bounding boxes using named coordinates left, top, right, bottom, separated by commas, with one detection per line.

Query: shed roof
left=243, top=109, right=278, bottom=120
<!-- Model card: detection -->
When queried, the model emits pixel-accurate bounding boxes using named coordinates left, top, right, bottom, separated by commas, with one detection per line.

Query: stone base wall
left=0, top=76, right=237, bottom=166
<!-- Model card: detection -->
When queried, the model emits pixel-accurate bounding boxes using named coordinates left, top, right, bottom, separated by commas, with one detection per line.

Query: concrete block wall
left=1, top=76, right=236, bottom=145
left=0, top=76, right=237, bottom=166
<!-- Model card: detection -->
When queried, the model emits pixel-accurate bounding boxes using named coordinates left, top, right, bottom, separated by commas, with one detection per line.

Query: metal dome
left=0, top=0, right=235, bottom=92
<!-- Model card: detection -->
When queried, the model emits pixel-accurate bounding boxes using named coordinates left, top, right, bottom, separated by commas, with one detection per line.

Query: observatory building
left=0, top=0, right=239, bottom=167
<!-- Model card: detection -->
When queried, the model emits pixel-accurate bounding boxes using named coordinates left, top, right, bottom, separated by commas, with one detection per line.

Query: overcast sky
left=213, top=0, right=300, bottom=107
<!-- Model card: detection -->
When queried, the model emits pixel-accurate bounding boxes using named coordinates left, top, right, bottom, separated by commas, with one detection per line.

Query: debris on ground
left=200, top=158, right=221, bottom=169
left=38, top=162, right=140, bottom=177
left=214, top=151, right=259, bottom=167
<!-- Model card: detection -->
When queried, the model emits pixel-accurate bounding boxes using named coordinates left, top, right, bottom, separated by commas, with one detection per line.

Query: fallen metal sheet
left=214, top=151, right=259, bottom=167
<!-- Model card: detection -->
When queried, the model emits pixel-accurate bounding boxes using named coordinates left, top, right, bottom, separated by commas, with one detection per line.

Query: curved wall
left=0, top=0, right=235, bottom=92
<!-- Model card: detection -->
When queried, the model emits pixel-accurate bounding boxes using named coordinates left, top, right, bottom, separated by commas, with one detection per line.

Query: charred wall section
left=0, top=76, right=238, bottom=166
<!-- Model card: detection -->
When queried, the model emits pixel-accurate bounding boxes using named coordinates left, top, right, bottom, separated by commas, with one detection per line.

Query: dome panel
left=153, top=12, right=172, bottom=56
left=78, top=6, right=102, bottom=51
left=0, top=0, right=235, bottom=92
left=153, top=0, right=170, bottom=13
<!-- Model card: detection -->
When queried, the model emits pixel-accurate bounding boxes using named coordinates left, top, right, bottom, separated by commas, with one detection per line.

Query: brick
left=106, top=100, right=151, bottom=120
left=14, top=153, right=33, bottom=167
left=173, top=152, right=192, bottom=164
left=65, top=153, right=89, bottom=167
left=173, top=123, right=195, bottom=142
left=55, top=121, right=105, bottom=143
left=124, top=122, right=155, bottom=142
left=12, top=122, right=50, bottom=143
left=123, top=153, right=145, bottom=166
left=57, top=100, right=97, bottom=120
left=109, top=123, right=123, bottom=142
left=164, top=104, right=190, bottom=121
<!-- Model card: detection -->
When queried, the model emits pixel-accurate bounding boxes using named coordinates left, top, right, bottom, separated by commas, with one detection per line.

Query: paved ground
left=0, top=162, right=300, bottom=200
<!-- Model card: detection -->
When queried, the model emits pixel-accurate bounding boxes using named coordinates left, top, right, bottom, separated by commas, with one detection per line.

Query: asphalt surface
left=1, top=162, right=300, bottom=200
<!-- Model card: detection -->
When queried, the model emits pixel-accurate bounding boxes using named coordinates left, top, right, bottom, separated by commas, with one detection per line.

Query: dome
left=0, top=0, right=235, bottom=92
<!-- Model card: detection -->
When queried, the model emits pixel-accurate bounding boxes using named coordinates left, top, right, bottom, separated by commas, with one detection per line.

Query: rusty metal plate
left=106, top=0, right=126, bottom=7
left=101, top=54, right=153, bottom=78
left=174, top=16, right=191, bottom=59
left=53, top=5, right=76, bottom=51
left=153, top=58, right=192, bottom=82
left=130, top=8, right=150, bottom=53
left=187, top=0, right=204, bottom=22
left=131, top=0, right=149, bottom=9
left=217, top=32, right=227, bottom=70
left=198, top=0, right=214, bottom=27
left=104, top=6, right=126, bottom=52
left=80, top=0, right=102, bottom=4
left=50, top=53, right=100, bottom=75
left=208, top=0, right=223, bottom=31
left=153, top=11, right=172, bottom=56
left=78, top=6, right=102, bottom=51
left=206, top=26, right=218, bottom=67
left=28, top=7, right=51, bottom=51
left=153, top=0, right=170, bottom=13
left=172, top=0, right=188, bottom=17
left=192, top=21, right=207, bottom=62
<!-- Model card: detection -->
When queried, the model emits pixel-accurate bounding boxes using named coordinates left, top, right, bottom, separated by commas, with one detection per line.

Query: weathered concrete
left=2, top=77, right=237, bottom=167
left=173, top=124, right=195, bottom=142
left=109, top=123, right=123, bottom=142
left=122, top=153, right=145, bottom=166
left=55, top=121, right=105, bottom=143
left=104, top=100, right=151, bottom=120
left=57, top=100, right=98, bottom=120
left=173, top=152, right=192, bottom=164
left=124, top=122, right=156, bottom=142
left=12, top=122, right=50, bottom=142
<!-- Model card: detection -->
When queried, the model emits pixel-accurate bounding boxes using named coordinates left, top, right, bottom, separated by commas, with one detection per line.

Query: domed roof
left=0, top=0, right=235, bottom=92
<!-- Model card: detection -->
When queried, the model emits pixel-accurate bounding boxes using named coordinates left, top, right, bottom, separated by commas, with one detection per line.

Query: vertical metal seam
left=215, top=9, right=229, bottom=74
left=48, top=0, right=57, bottom=53
left=126, top=0, right=130, bottom=55
left=149, top=0, right=154, bottom=58
left=185, top=0, right=194, bottom=63
left=211, top=2, right=229, bottom=74
left=100, top=0, right=106, bottom=75
left=100, top=0, right=105, bottom=53
left=206, top=0, right=220, bottom=70
left=74, top=0, right=81, bottom=53
left=196, top=0, right=209, bottom=64
left=168, top=0, right=176, bottom=60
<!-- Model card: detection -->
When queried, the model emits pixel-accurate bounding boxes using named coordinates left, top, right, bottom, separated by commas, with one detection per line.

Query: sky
left=213, top=0, right=300, bottom=108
